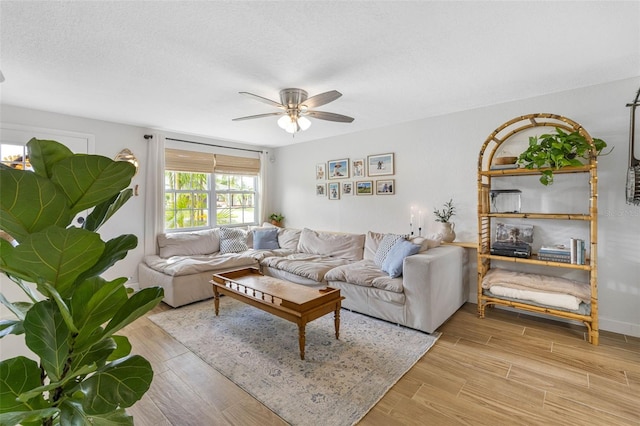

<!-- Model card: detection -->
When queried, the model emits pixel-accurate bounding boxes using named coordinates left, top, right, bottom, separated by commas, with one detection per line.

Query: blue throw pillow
left=253, top=228, right=280, bottom=250
left=381, top=239, right=420, bottom=278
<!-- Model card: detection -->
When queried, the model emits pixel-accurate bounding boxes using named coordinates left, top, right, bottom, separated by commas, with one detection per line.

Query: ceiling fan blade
left=239, top=92, right=285, bottom=109
left=306, top=110, right=354, bottom=123
left=301, top=90, right=342, bottom=109
left=232, top=112, right=285, bottom=121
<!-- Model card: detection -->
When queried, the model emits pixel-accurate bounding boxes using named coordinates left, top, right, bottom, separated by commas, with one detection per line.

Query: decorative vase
left=271, top=220, right=282, bottom=227
left=439, top=222, right=456, bottom=243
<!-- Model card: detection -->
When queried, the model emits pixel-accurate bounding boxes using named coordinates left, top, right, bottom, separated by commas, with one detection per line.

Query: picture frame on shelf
left=342, top=181, right=354, bottom=196
left=375, top=179, right=395, bottom=195
left=352, top=158, right=366, bottom=178
left=368, top=153, right=394, bottom=176
left=316, top=183, right=326, bottom=197
left=328, top=182, right=340, bottom=200
left=356, top=180, right=373, bottom=195
left=315, top=163, right=326, bottom=180
left=328, top=158, right=349, bottom=179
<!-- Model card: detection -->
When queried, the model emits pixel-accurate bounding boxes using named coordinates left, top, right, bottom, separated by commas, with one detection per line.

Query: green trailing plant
left=0, top=139, right=164, bottom=425
left=433, top=199, right=456, bottom=223
left=517, top=127, right=611, bottom=185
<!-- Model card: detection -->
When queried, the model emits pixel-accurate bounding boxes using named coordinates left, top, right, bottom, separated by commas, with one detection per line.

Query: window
left=164, top=171, right=210, bottom=230
left=163, top=148, right=260, bottom=231
left=215, top=174, right=257, bottom=226
left=1, top=144, right=32, bottom=170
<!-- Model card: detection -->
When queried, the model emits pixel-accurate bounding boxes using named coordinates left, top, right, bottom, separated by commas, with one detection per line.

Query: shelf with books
left=477, top=113, right=599, bottom=345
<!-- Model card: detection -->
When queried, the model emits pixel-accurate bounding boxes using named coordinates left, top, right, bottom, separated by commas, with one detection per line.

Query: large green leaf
left=24, top=300, right=71, bottom=382
left=102, top=287, right=164, bottom=339
left=2, top=226, right=104, bottom=297
left=0, top=357, right=49, bottom=415
left=0, top=168, right=72, bottom=242
left=74, top=235, right=137, bottom=286
left=60, top=401, right=133, bottom=426
left=77, top=355, right=153, bottom=414
left=83, top=188, right=134, bottom=232
left=51, top=155, right=135, bottom=215
left=70, top=337, right=117, bottom=374
left=0, top=319, right=24, bottom=337
left=0, top=408, right=60, bottom=426
left=27, top=138, right=74, bottom=179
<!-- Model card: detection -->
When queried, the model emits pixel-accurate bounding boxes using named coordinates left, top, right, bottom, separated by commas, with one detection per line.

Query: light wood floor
left=122, top=302, right=640, bottom=425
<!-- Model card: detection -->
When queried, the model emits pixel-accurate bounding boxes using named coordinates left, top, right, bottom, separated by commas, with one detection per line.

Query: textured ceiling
left=1, top=1, right=638, bottom=147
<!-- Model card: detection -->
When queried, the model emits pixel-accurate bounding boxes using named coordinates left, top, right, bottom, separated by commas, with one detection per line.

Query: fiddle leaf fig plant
left=0, top=138, right=164, bottom=425
left=517, top=127, right=611, bottom=185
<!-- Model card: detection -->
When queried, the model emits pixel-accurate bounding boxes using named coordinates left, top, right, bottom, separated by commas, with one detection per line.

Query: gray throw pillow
left=219, top=227, right=248, bottom=253
left=253, top=228, right=280, bottom=250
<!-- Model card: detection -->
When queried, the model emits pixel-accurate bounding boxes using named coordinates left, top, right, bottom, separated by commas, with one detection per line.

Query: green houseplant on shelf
left=433, top=199, right=456, bottom=243
left=517, top=127, right=611, bottom=185
left=0, top=139, right=164, bottom=425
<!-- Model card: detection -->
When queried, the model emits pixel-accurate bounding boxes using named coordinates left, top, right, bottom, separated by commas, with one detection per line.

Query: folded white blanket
left=482, top=268, right=591, bottom=303
left=489, top=285, right=581, bottom=311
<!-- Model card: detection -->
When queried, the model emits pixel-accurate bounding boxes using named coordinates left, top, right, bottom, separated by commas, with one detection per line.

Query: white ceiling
left=1, top=1, right=638, bottom=148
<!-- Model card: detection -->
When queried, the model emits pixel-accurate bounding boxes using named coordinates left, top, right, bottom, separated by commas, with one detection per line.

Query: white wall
left=270, top=77, right=640, bottom=337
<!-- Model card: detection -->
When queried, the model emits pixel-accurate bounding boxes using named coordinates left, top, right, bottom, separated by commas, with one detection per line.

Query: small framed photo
left=328, top=158, right=349, bottom=179
left=342, top=181, right=354, bottom=196
left=352, top=158, right=366, bottom=178
left=368, top=153, right=394, bottom=176
left=376, top=179, right=395, bottom=195
left=315, top=163, right=326, bottom=180
left=328, top=182, right=340, bottom=200
left=356, top=180, right=373, bottom=195
left=316, top=183, right=326, bottom=197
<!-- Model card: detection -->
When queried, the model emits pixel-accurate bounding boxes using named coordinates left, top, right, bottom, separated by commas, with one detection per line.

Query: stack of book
left=537, top=239, right=587, bottom=264
left=537, top=244, right=571, bottom=263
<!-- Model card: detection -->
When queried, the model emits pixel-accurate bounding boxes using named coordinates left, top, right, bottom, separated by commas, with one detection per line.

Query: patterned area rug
left=148, top=297, right=439, bottom=426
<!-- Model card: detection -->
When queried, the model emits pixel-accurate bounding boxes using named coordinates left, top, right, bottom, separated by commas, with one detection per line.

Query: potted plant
left=269, top=213, right=284, bottom=227
left=433, top=199, right=456, bottom=242
left=517, top=127, right=611, bottom=185
left=0, top=139, right=164, bottom=425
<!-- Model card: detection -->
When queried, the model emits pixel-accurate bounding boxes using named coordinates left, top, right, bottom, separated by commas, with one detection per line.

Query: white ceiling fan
left=232, top=88, right=354, bottom=134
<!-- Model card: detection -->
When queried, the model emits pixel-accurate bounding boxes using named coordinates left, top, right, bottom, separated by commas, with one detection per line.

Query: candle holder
left=418, top=227, right=422, bottom=237
left=410, top=222, right=414, bottom=236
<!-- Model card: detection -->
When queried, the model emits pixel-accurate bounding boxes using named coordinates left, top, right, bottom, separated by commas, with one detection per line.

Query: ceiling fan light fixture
left=298, top=116, right=311, bottom=131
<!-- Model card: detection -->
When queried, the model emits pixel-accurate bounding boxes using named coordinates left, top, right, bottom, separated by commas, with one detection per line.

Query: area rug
left=148, top=297, right=439, bottom=426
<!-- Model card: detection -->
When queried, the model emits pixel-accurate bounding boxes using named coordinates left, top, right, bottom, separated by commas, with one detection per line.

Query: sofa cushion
left=382, top=239, right=420, bottom=278
left=144, top=251, right=259, bottom=277
left=408, top=236, right=441, bottom=253
left=253, top=228, right=280, bottom=250
left=157, top=228, right=220, bottom=258
left=261, top=253, right=352, bottom=282
left=219, top=227, right=248, bottom=253
left=374, top=233, right=404, bottom=266
left=325, top=259, right=404, bottom=293
left=364, top=231, right=386, bottom=260
left=278, top=228, right=302, bottom=251
left=297, top=228, right=365, bottom=261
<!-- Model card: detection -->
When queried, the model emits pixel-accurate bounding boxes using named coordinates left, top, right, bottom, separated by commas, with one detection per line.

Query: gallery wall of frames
left=315, top=153, right=395, bottom=200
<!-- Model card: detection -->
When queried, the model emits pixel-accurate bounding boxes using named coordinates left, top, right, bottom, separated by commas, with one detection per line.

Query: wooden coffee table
left=211, top=268, right=344, bottom=360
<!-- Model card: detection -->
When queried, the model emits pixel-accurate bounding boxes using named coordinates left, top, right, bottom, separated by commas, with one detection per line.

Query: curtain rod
left=145, top=135, right=264, bottom=154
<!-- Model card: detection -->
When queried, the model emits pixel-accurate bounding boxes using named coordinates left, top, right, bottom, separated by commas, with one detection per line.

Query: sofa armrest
left=402, top=245, right=467, bottom=333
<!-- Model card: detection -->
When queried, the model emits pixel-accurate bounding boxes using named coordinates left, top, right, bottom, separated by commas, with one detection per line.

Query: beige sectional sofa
left=138, top=225, right=466, bottom=333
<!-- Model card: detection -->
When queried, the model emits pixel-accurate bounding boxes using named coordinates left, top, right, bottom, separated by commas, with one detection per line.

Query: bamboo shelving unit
left=477, top=113, right=599, bottom=345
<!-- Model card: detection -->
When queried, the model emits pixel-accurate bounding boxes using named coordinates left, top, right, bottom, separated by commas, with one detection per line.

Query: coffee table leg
left=213, top=286, right=220, bottom=316
left=298, top=323, right=306, bottom=360
left=334, top=304, right=341, bottom=340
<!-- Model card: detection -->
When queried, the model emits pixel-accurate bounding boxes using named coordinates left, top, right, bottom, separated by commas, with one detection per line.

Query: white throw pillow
left=374, top=233, right=404, bottom=267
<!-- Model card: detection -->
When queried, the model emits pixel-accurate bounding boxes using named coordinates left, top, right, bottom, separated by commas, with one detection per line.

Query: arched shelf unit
left=477, top=113, right=598, bottom=345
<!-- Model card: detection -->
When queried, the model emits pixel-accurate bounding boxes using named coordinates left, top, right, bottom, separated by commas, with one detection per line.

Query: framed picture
left=352, top=158, right=366, bottom=178
left=367, top=153, right=394, bottom=176
left=328, top=182, right=340, bottom=200
left=495, top=223, right=534, bottom=245
left=342, top=181, right=354, bottom=196
left=316, top=183, right=326, bottom=197
left=376, top=179, right=395, bottom=195
left=328, top=158, right=349, bottom=179
left=315, top=163, right=326, bottom=180
left=356, top=180, right=373, bottom=195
